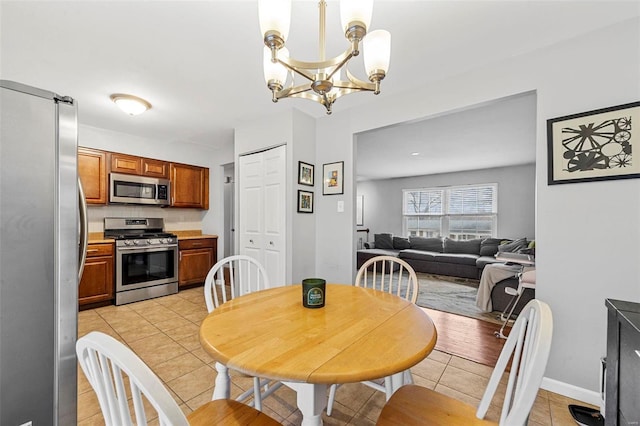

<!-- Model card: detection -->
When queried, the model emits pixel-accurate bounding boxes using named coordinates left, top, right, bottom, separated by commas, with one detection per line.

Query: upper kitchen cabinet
left=110, top=152, right=169, bottom=179
left=142, top=158, right=170, bottom=179
left=78, top=147, right=107, bottom=204
left=170, top=163, right=209, bottom=209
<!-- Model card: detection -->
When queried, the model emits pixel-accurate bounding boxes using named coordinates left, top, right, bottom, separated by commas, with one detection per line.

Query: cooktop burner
left=108, top=232, right=177, bottom=240
left=104, top=217, right=176, bottom=240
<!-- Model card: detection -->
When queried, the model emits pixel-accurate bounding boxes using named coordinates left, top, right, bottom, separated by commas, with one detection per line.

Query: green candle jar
left=302, top=278, right=326, bottom=308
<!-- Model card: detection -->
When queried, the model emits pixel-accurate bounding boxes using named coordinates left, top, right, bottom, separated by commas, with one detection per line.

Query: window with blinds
left=403, top=184, right=497, bottom=240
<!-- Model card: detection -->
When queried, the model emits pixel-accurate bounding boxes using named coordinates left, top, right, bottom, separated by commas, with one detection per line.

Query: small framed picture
left=322, top=161, right=344, bottom=195
left=297, top=190, right=314, bottom=213
left=547, top=101, right=640, bottom=185
left=298, top=161, right=314, bottom=186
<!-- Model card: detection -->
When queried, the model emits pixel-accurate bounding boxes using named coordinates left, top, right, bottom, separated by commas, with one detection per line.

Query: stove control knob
left=161, top=238, right=168, bottom=244
left=147, top=239, right=153, bottom=245
left=124, top=240, right=133, bottom=246
left=133, top=240, right=140, bottom=245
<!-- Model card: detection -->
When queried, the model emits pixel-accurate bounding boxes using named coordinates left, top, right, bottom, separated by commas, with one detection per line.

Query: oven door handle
left=117, top=244, right=178, bottom=253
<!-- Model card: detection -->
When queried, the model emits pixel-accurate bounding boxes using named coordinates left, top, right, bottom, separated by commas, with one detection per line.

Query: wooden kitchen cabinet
left=79, top=242, right=114, bottom=308
left=110, top=152, right=170, bottom=179
left=142, top=157, right=169, bottom=178
left=78, top=147, right=107, bottom=204
left=170, top=163, right=209, bottom=209
left=110, top=152, right=142, bottom=175
left=178, top=237, right=217, bottom=288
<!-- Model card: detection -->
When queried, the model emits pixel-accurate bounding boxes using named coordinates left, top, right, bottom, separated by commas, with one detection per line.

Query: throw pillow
left=409, top=236, right=443, bottom=252
left=374, top=233, right=394, bottom=249
left=497, top=237, right=528, bottom=253
left=479, top=238, right=502, bottom=256
left=393, top=236, right=411, bottom=250
left=443, top=238, right=482, bottom=255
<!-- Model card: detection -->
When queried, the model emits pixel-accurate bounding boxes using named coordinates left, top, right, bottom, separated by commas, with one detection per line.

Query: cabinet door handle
left=192, top=242, right=202, bottom=246
left=269, top=241, right=274, bottom=246
left=87, top=249, right=99, bottom=253
left=249, top=239, right=254, bottom=244
left=179, top=252, right=182, bottom=261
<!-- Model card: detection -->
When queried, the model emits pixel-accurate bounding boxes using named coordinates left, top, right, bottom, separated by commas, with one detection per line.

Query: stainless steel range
left=104, top=218, right=178, bottom=305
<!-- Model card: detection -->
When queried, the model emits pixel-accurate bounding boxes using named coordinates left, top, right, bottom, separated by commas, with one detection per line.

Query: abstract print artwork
left=547, top=102, right=640, bottom=184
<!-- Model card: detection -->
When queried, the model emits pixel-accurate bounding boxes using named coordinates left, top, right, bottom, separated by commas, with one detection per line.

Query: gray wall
left=357, top=164, right=535, bottom=241
left=314, top=17, right=640, bottom=403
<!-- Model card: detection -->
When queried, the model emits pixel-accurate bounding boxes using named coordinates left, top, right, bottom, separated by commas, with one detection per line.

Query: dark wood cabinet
left=606, top=299, right=640, bottom=426
left=178, top=237, right=217, bottom=288
left=79, top=243, right=114, bottom=308
left=171, top=163, right=209, bottom=209
left=78, top=147, right=107, bottom=204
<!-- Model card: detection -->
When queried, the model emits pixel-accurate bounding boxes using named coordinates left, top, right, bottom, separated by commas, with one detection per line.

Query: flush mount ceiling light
left=110, top=94, right=152, bottom=116
left=259, top=0, right=391, bottom=115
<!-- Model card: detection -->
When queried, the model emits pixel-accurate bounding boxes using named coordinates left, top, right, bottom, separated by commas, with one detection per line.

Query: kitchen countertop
left=172, top=230, right=218, bottom=240
left=87, top=230, right=218, bottom=243
left=88, top=232, right=114, bottom=244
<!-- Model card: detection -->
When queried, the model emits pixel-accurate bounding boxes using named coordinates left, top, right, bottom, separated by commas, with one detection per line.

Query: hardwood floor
left=422, top=307, right=506, bottom=367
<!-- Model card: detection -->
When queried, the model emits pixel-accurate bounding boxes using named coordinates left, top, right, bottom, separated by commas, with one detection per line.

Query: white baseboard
left=541, top=377, right=603, bottom=409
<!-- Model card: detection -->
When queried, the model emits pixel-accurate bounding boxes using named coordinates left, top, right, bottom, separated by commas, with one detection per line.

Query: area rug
left=415, top=273, right=502, bottom=324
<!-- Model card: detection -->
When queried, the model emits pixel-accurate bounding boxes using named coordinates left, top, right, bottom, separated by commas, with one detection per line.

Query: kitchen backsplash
left=88, top=205, right=204, bottom=233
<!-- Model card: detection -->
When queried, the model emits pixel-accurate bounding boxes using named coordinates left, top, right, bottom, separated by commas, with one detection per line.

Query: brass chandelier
left=259, top=0, right=391, bottom=115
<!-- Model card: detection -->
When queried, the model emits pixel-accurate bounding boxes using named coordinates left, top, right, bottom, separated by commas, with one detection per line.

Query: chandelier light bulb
left=364, top=29, right=391, bottom=76
left=259, top=0, right=291, bottom=43
left=340, top=0, right=373, bottom=33
left=110, top=94, right=151, bottom=116
left=263, top=46, right=288, bottom=86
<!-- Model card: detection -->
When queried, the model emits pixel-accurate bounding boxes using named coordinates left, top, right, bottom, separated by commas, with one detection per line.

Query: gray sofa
left=357, top=233, right=531, bottom=280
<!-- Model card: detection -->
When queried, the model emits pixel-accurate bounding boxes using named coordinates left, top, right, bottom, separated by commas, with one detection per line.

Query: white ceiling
left=1, top=1, right=637, bottom=176
left=356, top=92, right=537, bottom=180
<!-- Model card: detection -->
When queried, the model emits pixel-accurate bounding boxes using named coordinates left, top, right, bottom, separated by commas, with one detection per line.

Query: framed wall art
left=322, top=161, right=344, bottom=195
left=298, top=161, right=314, bottom=186
left=547, top=101, right=640, bottom=185
left=297, top=190, right=314, bottom=213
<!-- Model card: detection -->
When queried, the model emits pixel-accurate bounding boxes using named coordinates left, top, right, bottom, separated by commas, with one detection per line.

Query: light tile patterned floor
left=78, top=287, right=591, bottom=425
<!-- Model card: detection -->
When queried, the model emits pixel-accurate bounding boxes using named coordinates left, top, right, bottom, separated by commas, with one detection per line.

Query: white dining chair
left=376, top=299, right=553, bottom=426
left=204, top=255, right=280, bottom=411
left=76, top=331, right=281, bottom=426
left=327, top=255, right=419, bottom=416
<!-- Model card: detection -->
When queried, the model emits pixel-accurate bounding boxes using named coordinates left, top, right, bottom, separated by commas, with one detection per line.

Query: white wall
left=291, top=109, right=317, bottom=283
left=79, top=124, right=233, bottom=254
left=315, top=18, right=640, bottom=402
left=234, top=109, right=317, bottom=284
left=358, top=164, right=536, bottom=240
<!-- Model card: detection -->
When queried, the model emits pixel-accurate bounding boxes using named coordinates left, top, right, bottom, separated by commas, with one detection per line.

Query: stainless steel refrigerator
left=1, top=80, right=87, bottom=425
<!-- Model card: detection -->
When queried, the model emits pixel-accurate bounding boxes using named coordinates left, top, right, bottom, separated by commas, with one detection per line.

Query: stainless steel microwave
left=109, top=173, right=170, bottom=206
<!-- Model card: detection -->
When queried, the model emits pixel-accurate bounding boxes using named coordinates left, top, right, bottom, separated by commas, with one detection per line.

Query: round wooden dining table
left=199, top=284, right=437, bottom=425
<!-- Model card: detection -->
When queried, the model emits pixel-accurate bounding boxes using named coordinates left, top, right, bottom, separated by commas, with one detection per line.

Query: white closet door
left=262, top=145, right=286, bottom=287
left=239, top=153, right=264, bottom=262
left=238, top=145, right=286, bottom=286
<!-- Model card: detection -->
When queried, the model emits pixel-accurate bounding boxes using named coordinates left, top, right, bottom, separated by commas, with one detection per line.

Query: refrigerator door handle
left=78, top=177, right=89, bottom=282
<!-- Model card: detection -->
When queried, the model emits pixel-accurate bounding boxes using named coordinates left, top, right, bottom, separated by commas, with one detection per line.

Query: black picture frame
left=322, top=161, right=344, bottom=195
left=547, top=101, right=640, bottom=185
left=298, top=161, right=314, bottom=186
left=297, top=190, right=314, bottom=213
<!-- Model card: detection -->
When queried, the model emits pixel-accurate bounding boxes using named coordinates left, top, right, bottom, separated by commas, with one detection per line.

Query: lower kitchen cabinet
left=178, top=237, right=217, bottom=288
left=79, top=242, right=114, bottom=308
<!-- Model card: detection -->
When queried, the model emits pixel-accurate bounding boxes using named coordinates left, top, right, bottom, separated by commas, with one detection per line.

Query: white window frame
left=402, top=183, right=498, bottom=240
